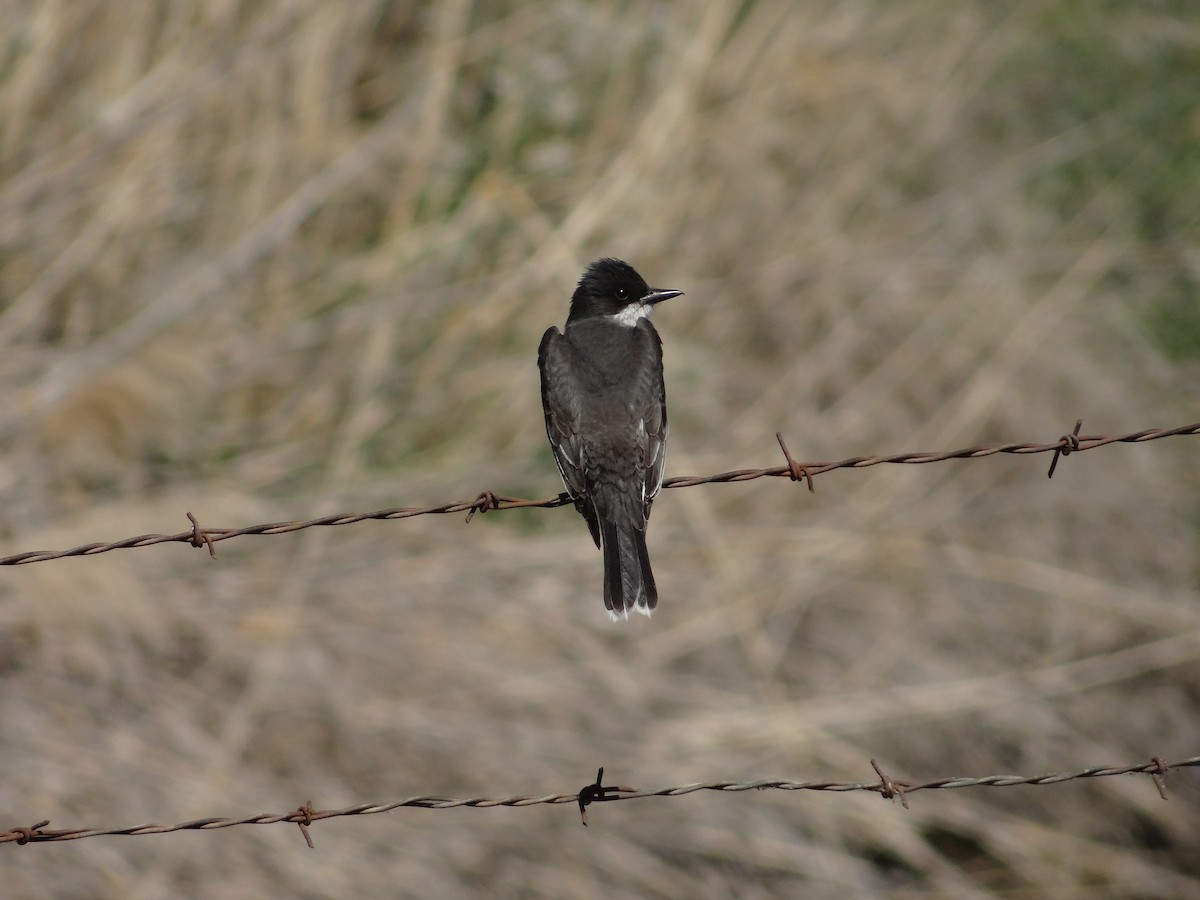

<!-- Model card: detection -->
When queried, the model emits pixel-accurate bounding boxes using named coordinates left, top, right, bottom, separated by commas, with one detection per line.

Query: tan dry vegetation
left=2, top=1, right=1199, bottom=896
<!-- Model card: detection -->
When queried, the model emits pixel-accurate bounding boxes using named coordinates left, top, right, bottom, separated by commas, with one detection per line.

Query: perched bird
left=538, top=258, right=681, bottom=618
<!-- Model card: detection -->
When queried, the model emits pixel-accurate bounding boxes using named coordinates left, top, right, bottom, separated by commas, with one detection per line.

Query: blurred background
left=2, top=1, right=1199, bottom=896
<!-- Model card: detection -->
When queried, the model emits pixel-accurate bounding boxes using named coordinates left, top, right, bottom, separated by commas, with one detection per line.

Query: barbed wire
left=2, top=419, right=1197, bottom=567
left=2, top=754, right=1194, bottom=846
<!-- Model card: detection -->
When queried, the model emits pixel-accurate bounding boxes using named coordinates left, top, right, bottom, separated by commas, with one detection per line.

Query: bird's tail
left=601, top=519, right=657, bottom=619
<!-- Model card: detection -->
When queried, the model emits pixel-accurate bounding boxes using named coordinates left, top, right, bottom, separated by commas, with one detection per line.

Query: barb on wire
left=2, top=755, right=1196, bottom=846
left=293, top=801, right=316, bottom=849
left=1047, top=419, right=1083, bottom=479
left=577, top=766, right=625, bottom=827
left=776, top=431, right=814, bottom=492
left=2, top=420, right=1197, bottom=567
left=186, top=511, right=216, bottom=558
left=871, top=758, right=909, bottom=809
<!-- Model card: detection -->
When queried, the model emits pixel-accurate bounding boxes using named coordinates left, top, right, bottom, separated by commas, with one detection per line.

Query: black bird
left=538, top=258, right=682, bottom=618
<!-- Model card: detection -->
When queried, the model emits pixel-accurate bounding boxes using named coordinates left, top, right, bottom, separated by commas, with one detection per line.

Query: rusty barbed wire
left=2, top=754, right=1195, bottom=846
left=2, top=419, right=1197, bottom=567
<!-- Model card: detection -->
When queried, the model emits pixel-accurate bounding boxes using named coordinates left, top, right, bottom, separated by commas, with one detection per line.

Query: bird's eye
left=615, top=288, right=628, bottom=299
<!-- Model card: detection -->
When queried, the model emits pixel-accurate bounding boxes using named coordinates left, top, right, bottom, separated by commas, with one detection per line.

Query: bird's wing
left=538, top=326, right=591, bottom=500
left=634, top=321, right=668, bottom=516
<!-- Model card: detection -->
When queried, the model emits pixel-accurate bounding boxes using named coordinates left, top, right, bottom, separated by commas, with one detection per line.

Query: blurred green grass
left=1, top=1, right=1199, bottom=897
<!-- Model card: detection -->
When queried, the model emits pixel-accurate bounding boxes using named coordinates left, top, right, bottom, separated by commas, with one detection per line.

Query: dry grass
left=2, top=1, right=1199, bottom=896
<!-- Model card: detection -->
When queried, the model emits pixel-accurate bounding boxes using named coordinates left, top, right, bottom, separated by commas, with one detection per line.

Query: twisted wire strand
left=2, top=420, right=1196, bottom=567
left=2, top=755, right=1194, bottom=845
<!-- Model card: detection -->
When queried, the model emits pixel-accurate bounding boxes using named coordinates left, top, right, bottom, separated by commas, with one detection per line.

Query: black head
left=566, top=257, right=682, bottom=324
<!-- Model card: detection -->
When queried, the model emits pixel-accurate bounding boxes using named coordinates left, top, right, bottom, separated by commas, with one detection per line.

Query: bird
left=538, top=258, right=682, bottom=618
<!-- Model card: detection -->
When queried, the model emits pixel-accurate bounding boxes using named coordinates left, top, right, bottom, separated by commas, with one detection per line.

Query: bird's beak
left=643, top=288, right=683, bottom=305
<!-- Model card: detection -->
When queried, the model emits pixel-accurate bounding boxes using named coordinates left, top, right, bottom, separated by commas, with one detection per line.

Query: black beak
left=643, top=288, right=683, bottom=305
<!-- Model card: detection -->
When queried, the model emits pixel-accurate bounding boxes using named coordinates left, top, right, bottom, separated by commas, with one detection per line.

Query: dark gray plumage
left=538, top=258, right=680, bottom=618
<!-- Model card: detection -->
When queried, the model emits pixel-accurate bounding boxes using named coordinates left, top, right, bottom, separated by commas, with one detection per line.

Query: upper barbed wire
left=2, top=420, right=1196, bottom=567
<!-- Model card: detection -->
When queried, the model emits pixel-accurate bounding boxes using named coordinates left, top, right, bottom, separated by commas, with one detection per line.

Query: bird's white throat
left=605, top=302, right=652, bottom=328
